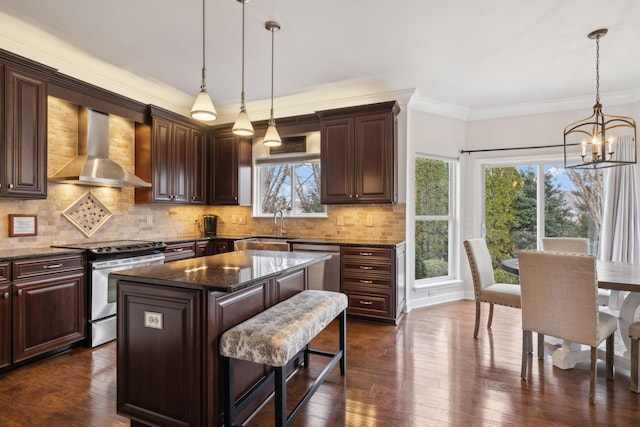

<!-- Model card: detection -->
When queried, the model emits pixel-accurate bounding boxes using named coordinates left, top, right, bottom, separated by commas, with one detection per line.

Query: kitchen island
left=111, top=249, right=331, bottom=427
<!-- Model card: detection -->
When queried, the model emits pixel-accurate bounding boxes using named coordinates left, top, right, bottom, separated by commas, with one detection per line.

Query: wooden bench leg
left=339, top=309, right=346, bottom=375
left=632, top=336, right=639, bottom=393
left=275, top=366, right=286, bottom=427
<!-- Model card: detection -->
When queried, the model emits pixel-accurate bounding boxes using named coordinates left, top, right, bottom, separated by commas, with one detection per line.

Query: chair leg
left=474, top=301, right=481, bottom=338
left=589, top=347, right=597, bottom=404
left=606, top=333, right=614, bottom=380
left=521, top=330, right=530, bottom=380
left=487, top=303, right=494, bottom=328
left=632, top=336, right=639, bottom=393
left=537, top=333, right=545, bottom=359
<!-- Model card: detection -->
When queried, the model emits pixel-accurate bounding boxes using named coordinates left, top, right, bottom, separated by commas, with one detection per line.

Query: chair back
left=518, top=250, right=600, bottom=346
left=463, top=239, right=496, bottom=298
left=541, top=237, right=589, bottom=254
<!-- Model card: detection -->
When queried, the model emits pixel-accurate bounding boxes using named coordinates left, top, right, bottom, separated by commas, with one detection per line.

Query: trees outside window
left=415, top=157, right=456, bottom=280
left=255, top=157, right=325, bottom=216
left=484, top=162, right=602, bottom=283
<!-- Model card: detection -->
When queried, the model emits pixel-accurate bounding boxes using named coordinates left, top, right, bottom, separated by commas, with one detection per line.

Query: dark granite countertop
left=0, top=247, right=84, bottom=262
left=164, top=235, right=405, bottom=248
left=111, top=249, right=330, bottom=293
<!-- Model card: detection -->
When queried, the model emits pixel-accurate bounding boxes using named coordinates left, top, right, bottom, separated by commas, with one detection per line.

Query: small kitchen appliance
left=203, top=214, right=218, bottom=236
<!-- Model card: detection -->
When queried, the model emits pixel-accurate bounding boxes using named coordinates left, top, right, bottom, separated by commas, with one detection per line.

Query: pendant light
left=190, top=0, right=218, bottom=121
left=232, top=0, right=254, bottom=136
left=564, top=28, right=636, bottom=169
left=263, top=21, right=282, bottom=147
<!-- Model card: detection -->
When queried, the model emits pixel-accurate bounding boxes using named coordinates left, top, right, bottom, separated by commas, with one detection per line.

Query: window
left=483, top=161, right=602, bottom=283
left=415, top=156, right=456, bottom=281
left=254, top=155, right=326, bottom=217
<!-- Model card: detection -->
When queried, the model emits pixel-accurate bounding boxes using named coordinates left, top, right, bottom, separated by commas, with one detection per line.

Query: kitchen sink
left=234, top=237, right=291, bottom=252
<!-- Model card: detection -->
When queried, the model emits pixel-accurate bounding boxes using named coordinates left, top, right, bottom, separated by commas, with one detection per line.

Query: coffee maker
left=203, top=214, right=218, bottom=237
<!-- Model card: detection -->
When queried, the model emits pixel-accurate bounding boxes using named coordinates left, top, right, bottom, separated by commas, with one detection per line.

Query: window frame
left=414, top=154, right=458, bottom=284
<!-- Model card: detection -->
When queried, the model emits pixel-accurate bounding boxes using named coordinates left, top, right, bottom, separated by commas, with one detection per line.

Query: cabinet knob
left=3, top=292, right=8, bottom=299
left=8, top=184, right=13, bottom=189
left=192, top=196, right=197, bottom=201
left=17, top=289, right=23, bottom=296
left=355, top=194, right=359, bottom=198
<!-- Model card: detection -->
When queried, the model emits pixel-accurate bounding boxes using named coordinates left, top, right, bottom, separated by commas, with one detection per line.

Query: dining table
left=502, top=257, right=640, bottom=371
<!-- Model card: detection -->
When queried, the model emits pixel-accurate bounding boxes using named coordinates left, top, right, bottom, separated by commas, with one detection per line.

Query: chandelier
left=563, top=28, right=636, bottom=169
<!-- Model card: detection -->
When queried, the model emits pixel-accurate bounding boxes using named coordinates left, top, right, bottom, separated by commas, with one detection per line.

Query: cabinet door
left=354, top=112, right=394, bottom=203
left=212, top=240, right=230, bottom=254
left=189, top=129, right=207, bottom=204
left=151, top=117, right=173, bottom=202
left=0, top=282, right=10, bottom=369
left=3, top=67, right=47, bottom=198
left=13, top=271, right=85, bottom=363
left=195, top=240, right=210, bottom=257
left=320, top=117, right=354, bottom=204
left=171, top=123, right=190, bottom=203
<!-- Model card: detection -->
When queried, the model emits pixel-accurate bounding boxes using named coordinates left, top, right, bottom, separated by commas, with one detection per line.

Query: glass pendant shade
left=232, top=108, right=254, bottom=136
left=191, top=89, right=218, bottom=121
left=263, top=121, right=282, bottom=147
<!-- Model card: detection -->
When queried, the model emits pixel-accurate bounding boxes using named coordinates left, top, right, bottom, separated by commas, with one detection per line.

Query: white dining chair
left=541, top=237, right=610, bottom=306
left=518, top=250, right=617, bottom=404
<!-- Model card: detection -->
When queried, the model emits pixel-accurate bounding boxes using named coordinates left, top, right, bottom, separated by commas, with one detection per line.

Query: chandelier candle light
left=232, top=0, right=254, bottom=136
left=263, top=21, right=282, bottom=147
left=191, top=0, right=218, bottom=121
left=563, top=28, right=636, bottom=169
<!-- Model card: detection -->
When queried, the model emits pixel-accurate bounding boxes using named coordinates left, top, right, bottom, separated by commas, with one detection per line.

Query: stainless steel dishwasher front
left=291, top=243, right=341, bottom=292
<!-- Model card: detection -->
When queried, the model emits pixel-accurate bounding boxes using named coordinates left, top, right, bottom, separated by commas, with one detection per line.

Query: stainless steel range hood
left=49, top=107, right=151, bottom=187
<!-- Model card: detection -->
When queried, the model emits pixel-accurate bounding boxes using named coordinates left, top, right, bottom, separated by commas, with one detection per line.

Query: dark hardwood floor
left=1, top=300, right=638, bottom=426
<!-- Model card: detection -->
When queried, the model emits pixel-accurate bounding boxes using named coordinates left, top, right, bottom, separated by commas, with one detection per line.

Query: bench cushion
left=220, top=290, right=348, bottom=367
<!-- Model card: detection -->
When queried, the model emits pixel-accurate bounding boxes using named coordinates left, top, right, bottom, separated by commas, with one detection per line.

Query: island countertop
left=110, top=249, right=330, bottom=293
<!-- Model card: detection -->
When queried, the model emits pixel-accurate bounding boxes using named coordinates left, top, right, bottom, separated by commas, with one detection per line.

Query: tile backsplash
left=0, top=97, right=405, bottom=251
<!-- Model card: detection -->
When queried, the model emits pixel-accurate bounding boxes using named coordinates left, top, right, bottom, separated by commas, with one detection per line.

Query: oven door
left=92, top=253, right=165, bottom=321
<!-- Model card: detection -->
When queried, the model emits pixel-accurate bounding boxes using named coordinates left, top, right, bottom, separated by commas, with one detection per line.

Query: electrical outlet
left=231, top=215, right=237, bottom=224
left=366, top=214, right=373, bottom=227
left=144, top=311, right=163, bottom=330
left=146, top=215, right=153, bottom=225
left=238, top=215, right=246, bottom=225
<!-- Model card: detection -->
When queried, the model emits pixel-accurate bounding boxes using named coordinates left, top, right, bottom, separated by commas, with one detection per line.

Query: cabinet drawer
left=342, top=275, right=392, bottom=292
left=342, top=261, right=393, bottom=277
left=346, top=292, right=392, bottom=318
left=163, top=242, right=196, bottom=262
left=341, top=247, right=392, bottom=262
left=13, top=255, right=84, bottom=280
left=0, top=263, right=10, bottom=283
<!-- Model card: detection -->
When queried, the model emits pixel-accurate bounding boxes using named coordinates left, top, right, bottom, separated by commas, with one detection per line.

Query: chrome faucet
left=273, top=209, right=286, bottom=237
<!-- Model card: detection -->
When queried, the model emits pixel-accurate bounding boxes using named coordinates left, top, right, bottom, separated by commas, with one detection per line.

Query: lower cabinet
left=211, top=239, right=235, bottom=254
left=341, top=244, right=405, bottom=324
left=2, top=254, right=86, bottom=368
left=195, top=240, right=212, bottom=257
left=163, top=242, right=197, bottom=262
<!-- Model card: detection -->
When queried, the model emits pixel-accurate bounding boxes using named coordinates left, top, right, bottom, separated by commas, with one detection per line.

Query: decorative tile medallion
left=62, top=191, right=113, bottom=237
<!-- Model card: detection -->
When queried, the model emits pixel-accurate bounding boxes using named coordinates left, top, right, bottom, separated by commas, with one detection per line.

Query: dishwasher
left=291, top=243, right=341, bottom=292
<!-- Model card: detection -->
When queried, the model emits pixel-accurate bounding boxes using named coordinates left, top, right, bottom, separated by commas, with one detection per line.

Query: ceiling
left=0, top=0, right=638, bottom=122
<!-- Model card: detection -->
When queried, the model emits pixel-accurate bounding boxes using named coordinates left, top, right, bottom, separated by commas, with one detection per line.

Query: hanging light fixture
left=190, top=0, right=218, bottom=121
left=564, top=28, right=636, bottom=169
left=232, top=0, right=254, bottom=136
left=263, top=21, right=282, bottom=147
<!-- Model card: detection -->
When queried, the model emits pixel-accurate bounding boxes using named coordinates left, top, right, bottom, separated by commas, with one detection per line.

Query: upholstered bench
left=220, top=290, right=348, bottom=427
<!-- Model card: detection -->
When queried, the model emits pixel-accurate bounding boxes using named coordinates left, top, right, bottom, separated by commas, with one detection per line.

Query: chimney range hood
left=49, top=107, right=151, bottom=187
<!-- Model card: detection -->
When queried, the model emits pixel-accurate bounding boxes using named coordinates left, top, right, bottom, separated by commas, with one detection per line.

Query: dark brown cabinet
left=135, top=106, right=207, bottom=205
left=209, top=130, right=252, bottom=205
left=11, top=254, right=85, bottom=364
left=1, top=65, right=48, bottom=199
left=341, top=244, right=405, bottom=324
left=211, top=239, right=235, bottom=254
left=0, top=263, right=11, bottom=369
left=163, top=242, right=197, bottom=262
left=318, top=101, right=399, bottom=204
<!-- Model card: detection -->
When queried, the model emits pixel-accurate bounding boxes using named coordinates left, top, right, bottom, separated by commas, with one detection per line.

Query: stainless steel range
left=53, top=240, right=166, bottom=347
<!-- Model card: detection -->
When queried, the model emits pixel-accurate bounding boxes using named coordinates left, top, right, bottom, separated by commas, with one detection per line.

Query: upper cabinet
left=209, top=129, right=252, bottom=205
left=135, top=106, right=208, bottom=205
left=318, top=101, right=399, bottom=204
left=1, top=65, right=49, bottom=199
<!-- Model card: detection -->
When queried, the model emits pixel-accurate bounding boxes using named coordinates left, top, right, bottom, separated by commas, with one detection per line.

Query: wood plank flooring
left=0, top=300, right=638, bottom=426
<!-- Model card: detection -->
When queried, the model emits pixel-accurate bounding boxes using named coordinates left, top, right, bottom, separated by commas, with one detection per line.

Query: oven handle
left=91, top=254, right=165, bottom=271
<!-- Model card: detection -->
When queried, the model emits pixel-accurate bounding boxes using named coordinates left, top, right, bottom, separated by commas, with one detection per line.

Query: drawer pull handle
left=359, top=266, right=373, bottom=270
left=360, top=280, right=373, bottom=284
left=43, top=263, right=63, bottom=269
left=174, top=248, right=184, bottom=252
left=359, top=300, right=373, bottom=305
left=360, top=252, right=373, bottom=256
